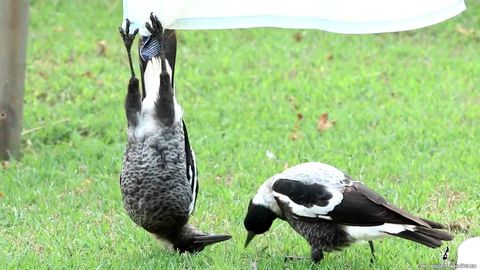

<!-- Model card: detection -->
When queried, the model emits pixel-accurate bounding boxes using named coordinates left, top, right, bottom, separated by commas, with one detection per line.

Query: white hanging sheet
left=123, top=0, right=466, bottom=35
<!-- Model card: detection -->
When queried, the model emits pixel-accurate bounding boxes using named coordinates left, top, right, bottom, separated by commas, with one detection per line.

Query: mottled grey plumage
left=121, top=125, right=191, bottom=238
left=118, top=14, right=230, bottom=252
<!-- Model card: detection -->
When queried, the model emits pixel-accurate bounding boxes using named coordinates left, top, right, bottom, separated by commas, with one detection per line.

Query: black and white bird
left=243, top=162, right=453, bottom=263
left=118, top=14, right=231, bottom=253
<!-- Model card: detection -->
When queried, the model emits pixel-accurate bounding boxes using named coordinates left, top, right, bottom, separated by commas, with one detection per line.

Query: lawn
left=1, top=0, right=479, bottom=269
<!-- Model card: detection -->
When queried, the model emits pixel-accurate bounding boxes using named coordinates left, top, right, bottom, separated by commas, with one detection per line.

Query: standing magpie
left=118, top=14, right=231, bottom=253
left=243, top=162, right=453, bottom=263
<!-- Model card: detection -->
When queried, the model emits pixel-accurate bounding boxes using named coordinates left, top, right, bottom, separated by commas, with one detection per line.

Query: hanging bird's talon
left=119, top=18, right=139, bottom=78
left=119, top=18, right=138, bottom=52
left=145, top=13, right=165, bottom=45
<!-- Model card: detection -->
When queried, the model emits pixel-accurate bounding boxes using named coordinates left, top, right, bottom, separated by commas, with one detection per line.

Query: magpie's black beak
left=244, top=231, right=256, bottom=248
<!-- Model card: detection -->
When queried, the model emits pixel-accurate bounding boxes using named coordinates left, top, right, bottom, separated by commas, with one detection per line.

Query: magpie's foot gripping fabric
left=145, top=13, right=165, bottom=46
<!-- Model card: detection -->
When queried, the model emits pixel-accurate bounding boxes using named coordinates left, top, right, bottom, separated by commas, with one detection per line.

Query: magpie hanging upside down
left=118, top=14, right=231, bottom=253
left=243, top=162, right=453, bottom=263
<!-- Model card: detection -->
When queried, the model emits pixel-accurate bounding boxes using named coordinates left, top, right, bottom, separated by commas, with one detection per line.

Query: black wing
left=183, top=120, right=199, bottom=215
left=272, top=178, right=333, bottom=207
left=273, top=178, right=430, bottom=227
left=272, top=178, right=340, bottom=219
left=320, top=181, right=430, bottom=227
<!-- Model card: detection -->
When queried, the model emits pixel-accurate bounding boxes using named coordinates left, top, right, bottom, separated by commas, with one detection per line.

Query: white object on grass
left=123, top=0, right=466, bottom=35
left=457, top=237, right=480, bottom=269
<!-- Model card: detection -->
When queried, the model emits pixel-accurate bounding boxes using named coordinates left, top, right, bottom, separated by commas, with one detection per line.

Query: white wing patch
left=345, top=223, right=415, bottom=241
left=273, top=185, right=344, bottom=220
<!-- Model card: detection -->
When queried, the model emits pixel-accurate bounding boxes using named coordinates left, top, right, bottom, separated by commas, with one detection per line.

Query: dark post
left=0, top=0, right=29, bottom=160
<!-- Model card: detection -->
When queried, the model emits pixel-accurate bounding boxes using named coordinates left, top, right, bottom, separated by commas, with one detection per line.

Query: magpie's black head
left=243, top=200, right=277, bottom=247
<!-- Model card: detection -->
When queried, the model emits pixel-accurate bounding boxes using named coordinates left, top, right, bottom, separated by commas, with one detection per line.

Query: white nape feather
left=133, top=56, right=183, bottom=138
left=345, top=223, right=415, bottom=241
left=279, top=162, right=346, bottom=186
left=252, top=177, right=282, bottom=216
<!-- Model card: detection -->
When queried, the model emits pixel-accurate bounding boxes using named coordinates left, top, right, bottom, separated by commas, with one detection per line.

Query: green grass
left=1, top=0, right=479, bottom=269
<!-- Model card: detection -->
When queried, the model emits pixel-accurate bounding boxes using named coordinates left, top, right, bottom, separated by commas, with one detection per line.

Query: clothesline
left=123, top=0, right=466, bottom=35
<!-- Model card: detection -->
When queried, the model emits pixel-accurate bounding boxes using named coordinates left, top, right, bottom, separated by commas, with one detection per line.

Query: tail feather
left=174, top=231, right=232, bottom=253
left=389, top=226, right=453, bottom=248
left=420, top=218, right=446, bottom=229
left=193, top=234, right=232, bottom=245
left=173, top=224, right=231, bottom=253
left=414, top=226, right=453, bottom=241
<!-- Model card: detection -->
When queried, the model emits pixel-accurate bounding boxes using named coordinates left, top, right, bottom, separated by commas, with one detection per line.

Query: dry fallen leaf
left=288, top=95, right=299, bottom=110
left=1, top=161, right=9, bottom=169
left=288, top=132, right=299, bottom=141
left=97, top=40, right=107, bottom=56
left=215, top=175, right=233, bottom=186
left=82, top=71, right=93, bottom=78
left=448, top=218, right=472, bottom=234
left=289, top=112, right=304, bottom=141
left=317, top=113, right=336, bottom=131
left=293, top=32, right=303, bottom=42
left=34, top=244, right=44, bottom=254
left=78, top=164, right=88, bottom=173
left=74, top=178, right=93, bottom=195
left=456, top=26, right=475, bottom=36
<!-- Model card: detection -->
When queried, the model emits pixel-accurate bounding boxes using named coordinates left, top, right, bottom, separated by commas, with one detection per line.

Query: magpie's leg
left=119, top=19, right=139, bottom=78
left=119, top=19, right=141, bottom=127
left=311, top=248, right=324, bottom=263
left=368, top=241, right=376, bottom=265
left=144, top=13, right=176, bottom=126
